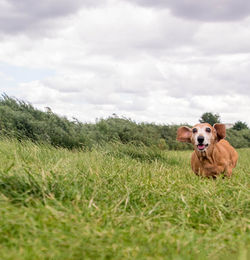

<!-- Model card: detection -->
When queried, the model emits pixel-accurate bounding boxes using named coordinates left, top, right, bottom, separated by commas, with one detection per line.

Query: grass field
left=0, top=139, right=249, bottom=260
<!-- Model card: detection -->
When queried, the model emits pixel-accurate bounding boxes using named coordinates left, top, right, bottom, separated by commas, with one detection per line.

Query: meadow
left=0, top=139, right=249, bottom=260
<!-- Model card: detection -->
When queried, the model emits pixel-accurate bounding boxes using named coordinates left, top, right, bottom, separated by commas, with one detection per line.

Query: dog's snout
left=197, top=136, right=204, bottom=144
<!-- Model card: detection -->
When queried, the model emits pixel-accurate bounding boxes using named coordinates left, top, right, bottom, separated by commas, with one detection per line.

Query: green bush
left=232, top=121, right=248, bottom=131
left=226, top=129, right=250, bottom=148
left=0, top=95, right=249, bottom=150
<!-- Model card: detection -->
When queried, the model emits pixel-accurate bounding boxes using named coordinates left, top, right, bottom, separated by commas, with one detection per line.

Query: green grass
left=0, top=139, right=249, bottom=260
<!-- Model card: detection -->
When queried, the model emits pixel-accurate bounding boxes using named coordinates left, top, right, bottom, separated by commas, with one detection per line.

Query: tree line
left=0, top=95, right=249, bottom=150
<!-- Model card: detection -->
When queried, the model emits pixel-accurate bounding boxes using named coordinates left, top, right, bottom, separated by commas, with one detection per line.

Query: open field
left=0, top=139, right=249, bottom=259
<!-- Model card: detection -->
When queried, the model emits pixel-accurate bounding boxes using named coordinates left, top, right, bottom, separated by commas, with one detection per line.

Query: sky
left=0, top=0, right=250, bottom=125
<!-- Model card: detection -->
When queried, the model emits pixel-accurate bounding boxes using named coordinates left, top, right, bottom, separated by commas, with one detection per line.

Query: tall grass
left=0, top=138, right=249, bottom=259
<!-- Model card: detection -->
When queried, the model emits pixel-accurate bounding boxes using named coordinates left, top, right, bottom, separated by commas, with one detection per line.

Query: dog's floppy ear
left=213, top=123, right=226, bottom=141
left=177, top=126, right=192, bottom=143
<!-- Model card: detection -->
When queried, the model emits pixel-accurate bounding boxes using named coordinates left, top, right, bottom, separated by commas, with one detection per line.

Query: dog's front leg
left=225, top=166, right=233, bottom=178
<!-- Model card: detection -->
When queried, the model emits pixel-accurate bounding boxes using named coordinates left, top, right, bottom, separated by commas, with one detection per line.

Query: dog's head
left=177, top=123, right=226, bottom=152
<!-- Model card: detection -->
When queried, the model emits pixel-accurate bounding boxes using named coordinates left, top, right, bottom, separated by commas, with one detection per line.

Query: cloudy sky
left=0, top=0, right=250, bottom=125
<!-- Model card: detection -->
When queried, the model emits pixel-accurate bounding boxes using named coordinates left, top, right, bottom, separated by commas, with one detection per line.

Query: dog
left=177, top=123, right=238, bottom=177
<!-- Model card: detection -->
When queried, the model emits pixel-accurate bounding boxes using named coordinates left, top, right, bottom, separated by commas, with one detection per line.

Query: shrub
left=0, top=95, right=249, bottom=150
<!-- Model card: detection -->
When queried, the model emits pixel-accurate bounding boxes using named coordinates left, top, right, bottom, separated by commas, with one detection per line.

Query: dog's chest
left=199, top=158, right=224, bottom=176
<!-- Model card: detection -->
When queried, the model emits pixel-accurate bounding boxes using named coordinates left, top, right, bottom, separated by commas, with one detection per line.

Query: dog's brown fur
left=177, top=123, right=238, bottom=177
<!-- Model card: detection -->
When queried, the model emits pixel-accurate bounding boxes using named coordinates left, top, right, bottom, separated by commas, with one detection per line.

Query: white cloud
left=189, top=94, right=250, bottom=124
left=194, top=17, right=250, bottom=54
left=0, top=0, right=249, bottom=126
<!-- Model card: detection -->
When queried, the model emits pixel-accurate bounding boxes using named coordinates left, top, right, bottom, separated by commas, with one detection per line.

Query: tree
left=199, top=112, right=221, bottom=126
left=232, top=121, right=248, bottom=131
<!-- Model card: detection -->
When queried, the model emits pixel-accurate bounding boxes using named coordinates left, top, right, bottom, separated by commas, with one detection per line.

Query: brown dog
left=177, top=123, right=238, bottom=177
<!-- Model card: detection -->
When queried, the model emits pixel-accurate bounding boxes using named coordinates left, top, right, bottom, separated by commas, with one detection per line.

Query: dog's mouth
left=197, top=144, right=208, bottom=151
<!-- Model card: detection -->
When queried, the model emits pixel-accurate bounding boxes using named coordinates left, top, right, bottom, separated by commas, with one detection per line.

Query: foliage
left=233, top=121, right=249, bottom=131
left=0, top=139, right=249, bottom=259
left=0, top=94, right=88, bottom=149
left=0, top=95, right=189, bottom=150
left=199, top=112, right=221, bottom=125
left=0, top=95, right=249, bottom=149
left=226, top=128, right=250, bottom=148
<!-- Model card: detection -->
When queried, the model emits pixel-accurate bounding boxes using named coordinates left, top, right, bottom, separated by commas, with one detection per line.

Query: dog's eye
left=206, top=127, right=211, bottom=133
left=192, top=128, right=197, bottom=133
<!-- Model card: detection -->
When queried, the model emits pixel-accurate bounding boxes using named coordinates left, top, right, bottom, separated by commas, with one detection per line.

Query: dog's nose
left=197, top=136, right=204, bottom=144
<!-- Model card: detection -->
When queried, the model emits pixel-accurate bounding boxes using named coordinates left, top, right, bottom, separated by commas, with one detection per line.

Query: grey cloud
left=124, top=0, right=250, bottom=21
left=76, top=7, right=197, bottom=58
left=193, top=18, right=250, bottom=55
left=210, top=60, right=250, bottom=95
left=0, top=0, right=105, bottom=35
